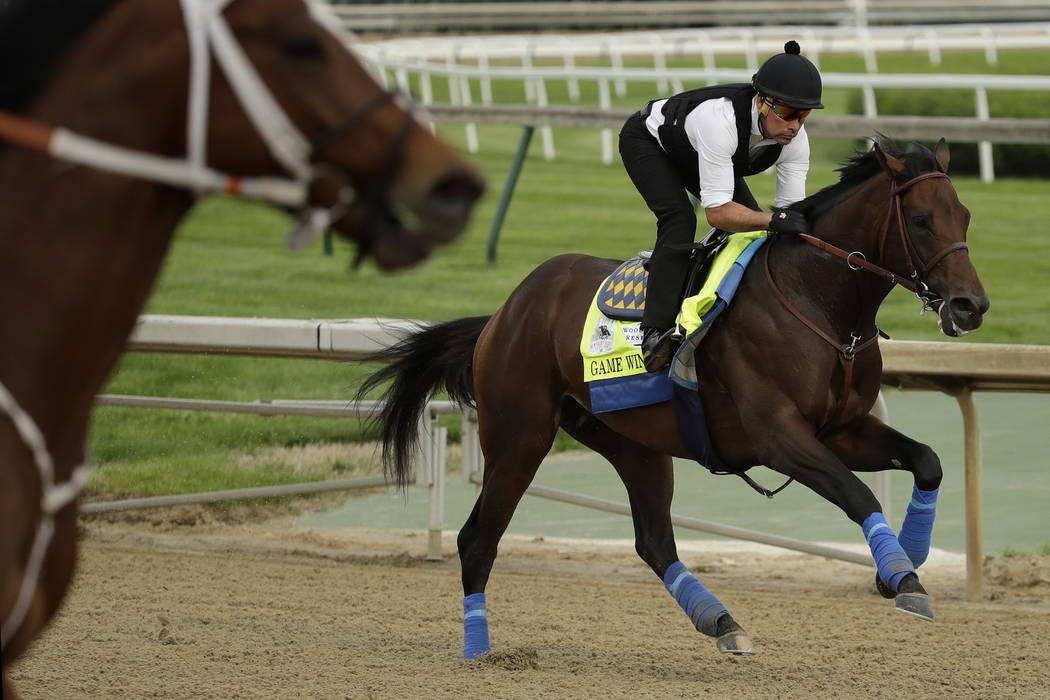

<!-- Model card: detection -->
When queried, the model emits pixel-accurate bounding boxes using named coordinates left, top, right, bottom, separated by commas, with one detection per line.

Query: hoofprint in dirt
left=10, top=518, right=1050, bottom=699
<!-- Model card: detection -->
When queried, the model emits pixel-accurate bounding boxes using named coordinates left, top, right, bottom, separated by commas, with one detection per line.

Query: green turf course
left=88, top=47, right=1050, bottom=555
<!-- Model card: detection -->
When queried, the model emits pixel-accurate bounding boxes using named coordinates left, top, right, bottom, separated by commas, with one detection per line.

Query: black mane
left=791, top=135, right=944, bottom=224
left=0, top=0, right=122, bottom=112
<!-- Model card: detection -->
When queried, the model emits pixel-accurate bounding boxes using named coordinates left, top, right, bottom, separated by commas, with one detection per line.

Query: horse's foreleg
left=757, top=416, right=932, bottom=620
left=823, top=415, right=944, bottom=613
left=559, top=399, right=753, bottom=655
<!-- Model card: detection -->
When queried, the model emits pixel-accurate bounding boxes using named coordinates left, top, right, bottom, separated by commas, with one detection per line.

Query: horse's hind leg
left=559, top=398, right=754, bottom=655
left=456, top=385, right=561, bottom=659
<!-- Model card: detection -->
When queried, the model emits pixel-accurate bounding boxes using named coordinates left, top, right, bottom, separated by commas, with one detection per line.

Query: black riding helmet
left=752, top=40, right=824, bottom=110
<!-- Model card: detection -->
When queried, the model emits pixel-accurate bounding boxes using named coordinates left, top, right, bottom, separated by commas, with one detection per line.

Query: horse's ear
left=872, top=141, right=906, bottom=179
left=934, top=138, right=950, bottom=172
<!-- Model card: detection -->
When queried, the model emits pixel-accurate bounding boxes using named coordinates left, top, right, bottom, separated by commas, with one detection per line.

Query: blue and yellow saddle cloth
left=581, top=231, right=767, bottom=413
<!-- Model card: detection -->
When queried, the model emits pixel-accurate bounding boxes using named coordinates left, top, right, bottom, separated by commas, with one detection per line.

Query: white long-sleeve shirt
left=643, top=95, right=810, bottom=210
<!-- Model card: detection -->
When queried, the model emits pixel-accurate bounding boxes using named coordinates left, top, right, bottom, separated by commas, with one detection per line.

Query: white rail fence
left=365, top=57, right=1050, bottom=182
left=84, top=315, right=1050, bottom=598
left=357, top=22, right=1050, bottom=72
left=332, top=3, right=1050, bottom=34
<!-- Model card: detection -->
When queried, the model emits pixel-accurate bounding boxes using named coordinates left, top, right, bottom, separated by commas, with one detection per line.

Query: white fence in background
left=365, top=59, right=1050, bottom=181
left=355, top=22, right=1050, bottom=73
left=86, top=315, right=1050, bottom=599
left=349, top=21, right=1050, bottom=182
left=331, top=2, right=1050, bottom=34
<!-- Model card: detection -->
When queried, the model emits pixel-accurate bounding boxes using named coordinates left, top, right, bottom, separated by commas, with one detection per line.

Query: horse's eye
left=283, top=35, right=326, bottom=62
left=912, top=214, right=931, bottom=232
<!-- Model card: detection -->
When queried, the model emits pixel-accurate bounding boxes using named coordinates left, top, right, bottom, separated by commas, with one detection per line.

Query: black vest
left=652, top=83, right=784, bottom=198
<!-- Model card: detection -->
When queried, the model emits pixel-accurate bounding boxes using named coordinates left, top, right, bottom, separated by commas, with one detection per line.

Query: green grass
left=87, top=47, right=1050, bottom=501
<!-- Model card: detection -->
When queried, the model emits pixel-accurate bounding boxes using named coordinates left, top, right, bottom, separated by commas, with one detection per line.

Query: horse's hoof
left=713, top=614, right=755, bottom=655
left=895, top=593, right=934, bottom=621
left=716, top=630, right=756, bottom=655
left=874, top=573, right=897, bottom=599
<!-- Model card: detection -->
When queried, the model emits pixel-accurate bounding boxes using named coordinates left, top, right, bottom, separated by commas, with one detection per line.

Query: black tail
left=356, top=316, right=490, bottom=489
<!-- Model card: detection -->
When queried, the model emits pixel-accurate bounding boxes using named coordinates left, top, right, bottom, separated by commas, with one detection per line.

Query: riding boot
left=640, top=325, right=680, bottom=372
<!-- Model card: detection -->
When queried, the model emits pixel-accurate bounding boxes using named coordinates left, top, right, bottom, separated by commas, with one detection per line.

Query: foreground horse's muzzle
left=302, top=165, right=483, bottom=270
left=938, top=293, right=990, bottom=337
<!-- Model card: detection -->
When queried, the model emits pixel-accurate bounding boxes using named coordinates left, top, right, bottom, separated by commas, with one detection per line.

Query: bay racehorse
left=0, top=0, right=482, bottom=691
left=362, top=137, right=988, bottom=659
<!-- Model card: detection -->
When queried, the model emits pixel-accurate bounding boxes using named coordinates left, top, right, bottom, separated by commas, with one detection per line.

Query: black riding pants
left=618, top=112, right=760, bottom=330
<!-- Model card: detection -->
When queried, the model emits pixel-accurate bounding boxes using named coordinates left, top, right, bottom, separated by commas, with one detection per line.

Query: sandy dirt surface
left=8, top=511, right=1050, bottom=699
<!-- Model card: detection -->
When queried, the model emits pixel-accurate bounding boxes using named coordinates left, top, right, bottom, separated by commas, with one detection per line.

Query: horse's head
left=201, top=0, right=485, bottom=269
left=872, top=138, right=989, bottom=336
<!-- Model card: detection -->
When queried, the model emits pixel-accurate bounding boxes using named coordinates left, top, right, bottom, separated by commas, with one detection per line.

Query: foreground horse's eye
left=282, top=35, right=326, bottom=62
left=912, top=215, right=932, bottom=232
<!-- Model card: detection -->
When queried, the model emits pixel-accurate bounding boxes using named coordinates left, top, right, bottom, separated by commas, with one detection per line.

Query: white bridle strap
left=205, top=0, right=314, bottom=180
left=0, top=380, right=90, bottom=650
left=1, top=0, right=333, bottom=209
left=181, top=0, right=211, bottom=192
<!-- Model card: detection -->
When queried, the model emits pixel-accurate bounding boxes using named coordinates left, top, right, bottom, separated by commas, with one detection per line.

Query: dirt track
left=9, top=514, right=1050, bottom=699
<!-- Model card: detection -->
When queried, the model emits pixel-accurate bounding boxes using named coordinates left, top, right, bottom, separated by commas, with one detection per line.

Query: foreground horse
left=364, top=138, right=988, bottom=658
left=0, top=0, right=482, bottom=690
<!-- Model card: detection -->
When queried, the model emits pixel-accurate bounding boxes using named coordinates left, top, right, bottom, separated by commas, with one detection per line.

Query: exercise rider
left=618, top=40, right=824, bottom=371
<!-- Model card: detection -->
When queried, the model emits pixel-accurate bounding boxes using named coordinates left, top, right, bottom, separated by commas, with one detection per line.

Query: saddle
left=598, top=228, right=729, bottom=323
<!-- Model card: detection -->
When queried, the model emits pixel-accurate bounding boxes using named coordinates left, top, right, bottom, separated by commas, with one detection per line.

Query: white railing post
left=924, top=29, right=942, bottom=67
left=975, top=86, right=994, bottom=183
left=537, top=77, right=555, bottom=160
left=599, top=78, right=613, bottom=165
left=419, top=70, right=435, bottom=133
left=609, top=41, right=626, bottom=97
left=426, top=424, right=447, bottom=561
left=860, top=26, right=878, bottom=73
left=980, top=26, right=998, bottom=67
left=460, top=75, right=479, bottom=154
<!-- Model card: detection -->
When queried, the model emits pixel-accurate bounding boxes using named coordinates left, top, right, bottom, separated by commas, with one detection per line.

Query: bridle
left=797, top=171, right=968, bottom=314
left=766, top=170, right=969, bottom=439
left=0, top=0, right=413, bottom=244
left=0, top=0, right=409, bottom=650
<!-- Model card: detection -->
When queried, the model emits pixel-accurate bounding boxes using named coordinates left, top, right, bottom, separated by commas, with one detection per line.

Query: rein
left=767, top=170, right=966, bottom=441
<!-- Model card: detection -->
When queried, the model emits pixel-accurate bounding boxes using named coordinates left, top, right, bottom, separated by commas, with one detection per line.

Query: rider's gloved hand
left=768, top=208, right=808, bottom=237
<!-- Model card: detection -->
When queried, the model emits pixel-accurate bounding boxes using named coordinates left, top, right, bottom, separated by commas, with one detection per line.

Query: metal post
left=486, top=126, right=534, bottom=265
left=957, top=388, right=983, bottom=600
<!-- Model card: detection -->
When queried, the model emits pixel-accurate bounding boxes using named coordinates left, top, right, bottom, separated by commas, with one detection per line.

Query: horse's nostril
left=432, top=170, right=485, bottom=207
left=950, top=296, right=987, bottom=320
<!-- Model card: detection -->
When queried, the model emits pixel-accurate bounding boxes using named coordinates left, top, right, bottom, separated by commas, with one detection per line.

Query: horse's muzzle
left=939, top=294, right=990, bottom=337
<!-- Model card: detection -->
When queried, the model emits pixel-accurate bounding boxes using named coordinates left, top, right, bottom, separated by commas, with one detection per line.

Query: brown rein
left=765, top=170, right=968, bottom=441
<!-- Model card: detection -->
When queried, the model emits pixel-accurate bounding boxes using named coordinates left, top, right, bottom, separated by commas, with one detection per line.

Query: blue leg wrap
left=463, top=593, right=491, bottom=660
left=897, top=486, right=938, bottom=568
left=862, top=512, right=916, bottom=591
left=663, top=561, right=727, bottom=637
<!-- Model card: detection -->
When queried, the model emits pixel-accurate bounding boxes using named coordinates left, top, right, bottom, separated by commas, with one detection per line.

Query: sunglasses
left=762, top=98, right=811, bottom=122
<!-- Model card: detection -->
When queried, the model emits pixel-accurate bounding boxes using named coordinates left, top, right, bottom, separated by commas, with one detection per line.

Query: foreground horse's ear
left=934, top=138, right=950, bottom=172
left=872, top=141, right=906, bottom=179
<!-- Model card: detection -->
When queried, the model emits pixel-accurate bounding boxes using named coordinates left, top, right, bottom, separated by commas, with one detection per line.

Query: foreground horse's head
left=1, top=0, right=484, bottom=269
left=870, top=137, right=989, bottom=336
left=209, top=0, right=485, bottom=268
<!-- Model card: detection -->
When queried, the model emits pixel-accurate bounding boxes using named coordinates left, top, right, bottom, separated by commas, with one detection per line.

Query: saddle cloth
left=579, top=231, right=768, bottom=471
